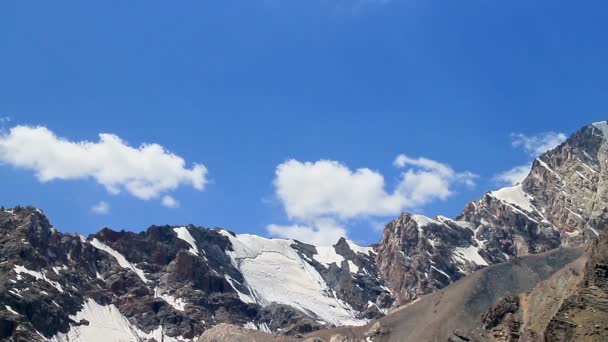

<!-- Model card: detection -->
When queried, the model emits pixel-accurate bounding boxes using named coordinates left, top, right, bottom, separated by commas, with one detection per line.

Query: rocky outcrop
left=543, top=233, right=608, bottom=341
left=376, top=213, right=484, bottom=303
left=451, top=232, right=608, bottom=342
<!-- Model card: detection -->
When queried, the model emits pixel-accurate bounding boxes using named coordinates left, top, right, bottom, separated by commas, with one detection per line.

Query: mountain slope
left=302, top=246, right=585, bottom=342
left=198, top=232, right=607, bottom=342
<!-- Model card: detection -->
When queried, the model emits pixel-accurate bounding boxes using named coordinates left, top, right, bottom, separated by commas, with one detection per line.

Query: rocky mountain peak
left=376, top=121, right=608, bottom=305
left=1, top=206, right=54, bottom=237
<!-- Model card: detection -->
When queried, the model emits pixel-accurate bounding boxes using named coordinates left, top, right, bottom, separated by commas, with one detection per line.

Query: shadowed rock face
left=376, top=122, right=608, bottom=305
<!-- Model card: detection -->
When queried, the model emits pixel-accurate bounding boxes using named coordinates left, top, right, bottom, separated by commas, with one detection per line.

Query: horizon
left=2, top=1, right=608, bottom=246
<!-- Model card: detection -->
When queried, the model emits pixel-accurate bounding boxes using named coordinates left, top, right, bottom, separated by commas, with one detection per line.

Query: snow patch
left=410, top=214, right=440, bottom=227
left=592, top=121, right=608, bottom=141
left=224, top=274, right=258, bottom=304
left=5, top=305, right=19, bottom=315
left=154, top=287, right=187, bottom=311
left=243, top=322, right=271, bottom=333
left=314, top=246, right=345, bottom=267
left=9, top=289, right=22, bottom=298
left=535, top=158, right=562, bottom=180
left=576, top=171, right=590, bottom=182
left=581, top=162, right=598, bottom=173
left=14, top=265, right=64, bottom=293
left=173, top=226, right=201, bottom=256
left=489, top=184, right=535, bottom=212
left=347, top=260, right=359, bottom=274
left=589, top=226, right=600, bottom=237
left=566, top=208, right=584, bottom=221
left=345, top=240, right=374, bottom=256
left=50, top=299, right=192, bottom=342
left=50, top=299, right=141, bottom=342
left=430, top=265, right=451, bottom=279
left=90, top=238, right=149, bottom=283
left=437, top=216, right=474, bottom=230
left=219, top=230, right=367, bottom=326
left=453, top=245, right=488, bottom=266
left=52, top=265, right=68, bottom=274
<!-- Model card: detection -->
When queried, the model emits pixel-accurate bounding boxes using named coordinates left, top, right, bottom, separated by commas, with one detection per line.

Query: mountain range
left=2, top=121, right=608, bottom=341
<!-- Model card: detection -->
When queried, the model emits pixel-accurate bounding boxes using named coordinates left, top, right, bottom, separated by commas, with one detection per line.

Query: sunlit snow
left=89, top=238, right=149, bottom=283
left=219, top=230, right=367, bottom=326
left=173, top=227, right=200, bottom=256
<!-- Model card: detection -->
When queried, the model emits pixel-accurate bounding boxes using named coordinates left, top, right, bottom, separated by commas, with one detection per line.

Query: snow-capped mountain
left=0, top=207, right=391, bottom=342
left=1, top=121, right=608, bottom=341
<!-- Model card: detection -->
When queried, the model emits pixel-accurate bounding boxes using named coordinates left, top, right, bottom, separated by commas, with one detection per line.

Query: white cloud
left=493, top=164, right=531, bottom=186
left=511, top=132, right=567, bottom=157
left=274, top=159, right=402, bottom=220
left=91, top=201, right=110, bottom=214
left=0, top=125, right=207, bottom=202
left=268, top=156, right=476, bottom=244
left=273, top=157, right=476, bottom=222
left=494, top=131, right=567, bottom=186
left=161, top=195, right=180, bottom=208
left=393, top=155, right=477, bottom=207
left=267, top=218, right=347, bottom=246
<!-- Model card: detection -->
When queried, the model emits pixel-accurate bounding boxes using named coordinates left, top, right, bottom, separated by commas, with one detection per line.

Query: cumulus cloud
left=511, top=132, right=567, bottom=157
left=0, top=125, right=207, bottom=203
left=161, top=195, right=180, bottom=208
left=91, top=201, right=110, bottom=214
left=494, top=131, right=567, bottom=186
left=273, top=157, right=476, bottom=222
left=393, top=155, right=477, bottom=207
left=493, top=164, right=531, bottom=185
left=268, top=155, right=476, bottom=245
left=273, top=159, right=402, bottom=220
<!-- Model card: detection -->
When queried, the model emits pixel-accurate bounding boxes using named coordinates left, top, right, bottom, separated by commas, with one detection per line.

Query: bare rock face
left=376, top=213, right=483, bottom=304
left=453, top=232, right=608, bottom=342
left=544, top=233, right=608, bottom=341
left=377, top=121, right=608, bottom=305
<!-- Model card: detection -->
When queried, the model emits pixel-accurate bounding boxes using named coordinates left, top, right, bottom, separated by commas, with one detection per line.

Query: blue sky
left=0, top=0, right=607, bottom=245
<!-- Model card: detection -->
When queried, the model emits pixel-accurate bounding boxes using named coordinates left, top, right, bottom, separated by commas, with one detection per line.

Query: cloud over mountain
left=494, top=131, right=567, bottom=186
left=268, top=156, right=476, bottom=245
left=0, top=125, right=207, bottom=203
